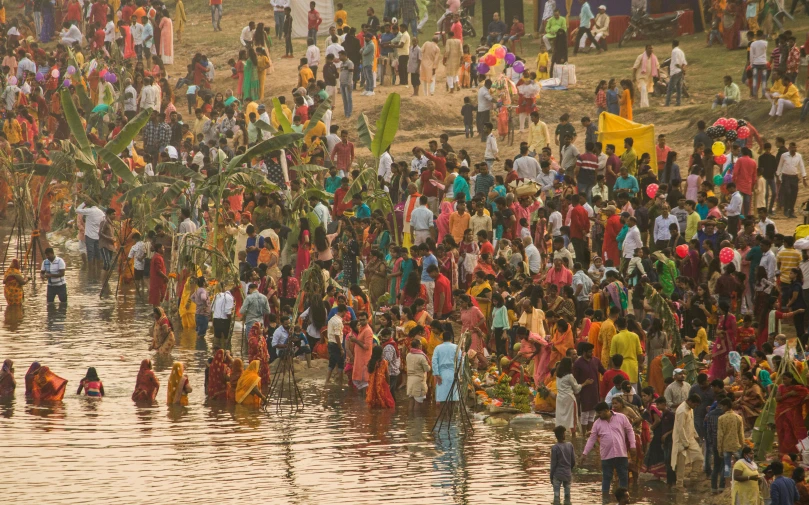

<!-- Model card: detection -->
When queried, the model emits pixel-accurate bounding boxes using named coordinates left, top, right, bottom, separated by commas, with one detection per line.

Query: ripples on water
left=2, top=247, right=686, bottom=504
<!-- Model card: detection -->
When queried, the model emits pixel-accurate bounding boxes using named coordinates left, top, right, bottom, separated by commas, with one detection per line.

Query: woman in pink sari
left=436, top=201, right=453, bottom=244
left=159, top=10, right=174, bottom=65
left=709, top=301, right=736, bottom=381
left=459, top=294, right=489, bottom=369
left=518, top=326, right=552, bottom=386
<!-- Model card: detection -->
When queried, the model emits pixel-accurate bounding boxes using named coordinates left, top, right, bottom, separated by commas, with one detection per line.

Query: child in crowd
left=550, top=425, right=575, bottom=505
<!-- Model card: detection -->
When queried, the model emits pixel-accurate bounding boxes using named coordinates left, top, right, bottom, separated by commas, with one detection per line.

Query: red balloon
left=484, top=54, right=497, bottom=66
left=676, top=244, right=689, bottom=259
left=726, top=118, right=738, bottom=131
left=714, top=154, right=727, bottom=165
left=646, top=183, right=659, bottom=199
left=737, top=126, right=750, bottom=139
left=719, top=247, right=734, bottom=264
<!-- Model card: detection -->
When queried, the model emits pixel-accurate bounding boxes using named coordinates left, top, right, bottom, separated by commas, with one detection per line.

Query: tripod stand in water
left=432, top=331, right=474, bottom=434
left=265, top=339, right=305, bottom=414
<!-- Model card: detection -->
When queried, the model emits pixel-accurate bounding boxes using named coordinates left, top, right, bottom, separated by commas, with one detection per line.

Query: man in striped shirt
left=575, top=142, right=599, bottom=203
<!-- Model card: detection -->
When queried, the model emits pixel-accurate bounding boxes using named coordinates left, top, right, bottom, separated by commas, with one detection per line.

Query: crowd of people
left=3, top=0, right=809, bottom=501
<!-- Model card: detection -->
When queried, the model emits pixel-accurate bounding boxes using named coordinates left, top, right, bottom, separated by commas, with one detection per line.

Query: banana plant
left=340, top=166, right=400, bottom=245
left=356, top=93, right=401, bottom=165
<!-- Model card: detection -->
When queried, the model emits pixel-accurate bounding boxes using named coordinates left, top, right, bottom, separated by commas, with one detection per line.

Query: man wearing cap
left=592, top=5, right=610, bottom=51
left=664, top=368, right=691, bottom=409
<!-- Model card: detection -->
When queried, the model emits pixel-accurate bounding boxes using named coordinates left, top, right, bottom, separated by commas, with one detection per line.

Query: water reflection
left=3, top=245, right=672, bottom=505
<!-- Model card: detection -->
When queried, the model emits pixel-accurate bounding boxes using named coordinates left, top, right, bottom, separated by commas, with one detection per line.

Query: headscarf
left=84, top=367, right=100, bottom=382
left=207, top=349, right=229, bottom=399
left=6, top=258, right=20, bottom=273
left=33, top=366, right=68, bottom=401
left=229, top=358, right=244, bottom=395
left=0, top=359, right=15, bottom=396
left=133, top=359, right=160, bottom=401
left=436, top=201, right=454, bottom=232
left=235, top=360, right=261, bottom=404
left=167, top=362, right=185, bottom=405
left=25, top=362, right=41, bottom=398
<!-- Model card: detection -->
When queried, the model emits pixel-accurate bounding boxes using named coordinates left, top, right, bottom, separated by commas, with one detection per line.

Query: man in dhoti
left=632, top=44, right=659, bottom=108
left=671, top=394, right=705, bottom=487
left=432, top=332, right=459, bottom=404
left=419, top=35, right=441, bottom=96
left=591, top=5, right=610, bottom=51
left=443, top=30, right=462, bottom=92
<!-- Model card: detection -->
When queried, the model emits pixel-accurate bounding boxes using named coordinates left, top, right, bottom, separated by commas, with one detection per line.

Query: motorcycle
left=618, top=8, right=685, bottom=47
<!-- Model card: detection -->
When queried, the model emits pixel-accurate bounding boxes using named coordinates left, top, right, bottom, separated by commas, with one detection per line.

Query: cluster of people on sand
left=4, top=0, right=809, bottom=501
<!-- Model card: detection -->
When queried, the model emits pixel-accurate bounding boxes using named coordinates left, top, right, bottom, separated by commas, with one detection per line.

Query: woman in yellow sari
left=179, top=274, right=197, bottom=329
left=235, top=360, right=266, bottom=407
left=167, top=362, right=192, bottom=406
left=534, top=360, right=558, bottom=413
left=3, top=259, right=27, bottom=306
left=468, top=270, right=493, bottom=321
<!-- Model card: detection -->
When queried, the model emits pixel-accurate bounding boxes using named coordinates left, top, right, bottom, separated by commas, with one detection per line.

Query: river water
left=1, top=246, right=691, bottom=504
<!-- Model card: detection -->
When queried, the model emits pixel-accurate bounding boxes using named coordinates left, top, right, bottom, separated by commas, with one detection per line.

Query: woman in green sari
left=243, top=49, right=260, bottom=101
left=653, top=250, right=679, bottom=297
left=372, top=216, right=391, bottom=258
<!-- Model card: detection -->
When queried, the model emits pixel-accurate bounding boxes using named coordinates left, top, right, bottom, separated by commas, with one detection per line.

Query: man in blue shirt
left=769, top=461, right=798, bottom=505
left=573, top=0, right=599, bottom=55
left=420, top=244, right=438, bottom=316
left=352, top=194, right=372, bottom=218
left=245, top=225, right=265, bottom=267
left=486, top=12, right=507, bottom=45
left=613, top=166, right=639, bottom=197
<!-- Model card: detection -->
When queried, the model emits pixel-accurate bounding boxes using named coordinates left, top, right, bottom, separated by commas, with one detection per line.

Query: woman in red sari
left=206, top=349, right=230, bottom=401
left=148, top=243, right=168, bottom=307
left=25, top=363, right=68, bottom=401
left=709, top=301, right=736, bottom=381
left=247, top=323, right=271, bottom=393
left=775, top=372, right=809, bottom=455
left=399, top=271, right=427, bottom=307
left=131, top=359, right=160, bottom=403
left=228, top=358, right=243, bottom=402
left=120, top=21, right=136, bottom=59
left=722, top=0, right=743, bottom=50
left=602, top=209, right=622, bottom=265
left=0, top=359, right=16, bottom=400
left=366, top=346, right=395, bottom=408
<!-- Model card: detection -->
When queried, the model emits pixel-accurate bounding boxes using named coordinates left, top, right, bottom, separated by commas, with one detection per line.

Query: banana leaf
left=97, top=146, right=138, bottom=186
left=121, top=181, right=171, bottom=201
left=356, top=113, right=374, bottom=151
left=227, top=132, right=302, bottom=171
left=157, top=179, right=194, bottom=208
left=271, top=97, right=293, bottom=134
left=304, top=98, right=331, bottom=134
left=156, top=162, right=205, bottom=183
left=370, top=93, right=400, bottom=158
left=255, top=119, right=277, bottom=135
left=104, top=108, right=152, bottom=156
left=341, top=167, right=378, bottom=204
left=752, top=395, right=777, bottom=460
left=290, top=164, right=329, bottom=174
left=291, top=187, right=333, bottom=209
left=60, top=89, right=93, bottom=158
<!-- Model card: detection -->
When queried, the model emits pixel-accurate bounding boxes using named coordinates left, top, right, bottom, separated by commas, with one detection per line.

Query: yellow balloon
left=711, top=141, right=725, bottom=156
left=491, top=43, right=502, bottom=50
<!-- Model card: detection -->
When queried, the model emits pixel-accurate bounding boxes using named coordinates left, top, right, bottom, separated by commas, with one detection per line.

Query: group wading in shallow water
left=2, top=0, right=809, bottom=500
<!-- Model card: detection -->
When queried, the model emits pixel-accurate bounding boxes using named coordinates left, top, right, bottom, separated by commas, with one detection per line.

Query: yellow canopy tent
left=597, top=112, right=657, bottom=172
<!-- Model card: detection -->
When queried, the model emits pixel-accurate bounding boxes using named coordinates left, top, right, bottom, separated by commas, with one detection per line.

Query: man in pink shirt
left=545, top=257, right=572, bottom=291
left=330, top=129, right=354, bottom=174
left=582, top=402, right=636, bottom=494
left=655, top=134, right=671, bottom=177
left=307, top=1, right=323, bottom=44
left=732, top=147, right=757, bottom=215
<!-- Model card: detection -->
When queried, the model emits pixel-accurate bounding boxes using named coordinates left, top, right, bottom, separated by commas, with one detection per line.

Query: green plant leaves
left=356, top=113, right=374, bottom=152
left=370, top=93, right=400, bottom=158
left=104, top=108, right=152, bottom=156
left=271, top=97, right=293, bottom=134
left=227, top=132, right=303, bottom=171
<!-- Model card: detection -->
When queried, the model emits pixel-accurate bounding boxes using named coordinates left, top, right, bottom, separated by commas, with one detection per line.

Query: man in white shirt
left=60, top=23, right=84, bottom=47
left=122, top=78, right=138, bottom=119
left=536, top=162, right=557, bottom=200
left=523, top=236, right=542, bottom=275
left=514, top=144, right=541, bottom=179
left=310, top=195, right=332, bottom=231
left=326, top=35, right=344, bottom=70
left=483, top=122, right=498, bottom=169
left=411, top=149, right=429, bottom=173
left=776, top=142, right=807, bottom=219
left=306, top=38, right=321, bottom=77
left=760, top=238, right=777, bottom=280
left=325, top=305, right=347, bottom=385
left=178, top=208, right=198, bottom=234
left=378, top=147, right=393, bottom=182
left=409, top=195, right=435, bottom=245
left=41, top=247, right=67, bottom=304
left=547, top=202, right=563, bottom=237
left=211, top=289, right=235, bottom=350
left=749, top=32, right=768, bottom=98
left=725, top=182, right=743, bottom=237
left=104, top=19, right=116, bottom=48
left=665, top=39, right=687, bottom=107
left=271, top=0, right=290, bottom=39
left=76, top=202, right=106, bottom=266
left=622, top=216, right=642, bottom=271
left=240, top=22, right=256, bottom=47
left=139, top=76, right=159, bottom=110
left=653, top=203, right=679, bottom=249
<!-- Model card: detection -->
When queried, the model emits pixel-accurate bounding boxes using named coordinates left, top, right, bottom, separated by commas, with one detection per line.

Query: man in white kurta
left=670, top=395, right=704, bottom=486
left=632, top=45, right=659, bottom=108
left=432, top=336, right=459, bottom=403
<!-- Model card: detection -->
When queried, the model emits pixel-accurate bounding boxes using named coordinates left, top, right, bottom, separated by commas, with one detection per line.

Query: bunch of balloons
left=706, top=117, right=750, bottom=141
left=476, top=44, right=523, bottom=76
left=711, top=141, right=727, bottom=165
left=104, top=72, right=118, bottom=83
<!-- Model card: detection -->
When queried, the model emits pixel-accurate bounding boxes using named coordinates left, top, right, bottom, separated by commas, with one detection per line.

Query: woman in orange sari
left=733, top=371, right=765, bottom=429
left=247, top=323, right=270, bottom=392
left=350, top=284, right=372, bottom=321
left=0, top=359, right=16, bottom=400
left=167, top=362, right=192, bottom=406
left=228, top=358, right=243, bottom=402
left=132, top=359, right=160, bottom=403
left=235, top=360, right=266, bottom=407
left=366, top=346, right=395, bottom=408
left=549, top=319, right=574, bottom=367
left=3, top=259, right=27, bottom=306
left=25, top=362, right=68, bottom=401
left=775, top=372, right=809, bottom=455
left=206, top=349, right=230, bottom=401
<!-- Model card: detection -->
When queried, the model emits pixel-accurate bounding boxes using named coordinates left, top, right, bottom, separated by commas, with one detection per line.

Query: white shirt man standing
left=76, top=202, right=106, bottom=266
left=665, top=39, right=687, bottom=107
left=378, top=148, right=393, bottom=182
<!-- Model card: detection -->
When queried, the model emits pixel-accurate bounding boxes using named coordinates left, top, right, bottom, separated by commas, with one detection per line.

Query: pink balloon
left=719, top=247, right=734, bottom=265
left=676, top=244, right=689, bottom=259
left=494, top=46, right=506, bottom=59
left=737, top=126, right=750, bottom=139
left=725, top=118, right=738, bottom=131
left=646, top=183, right=659, bottom=199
